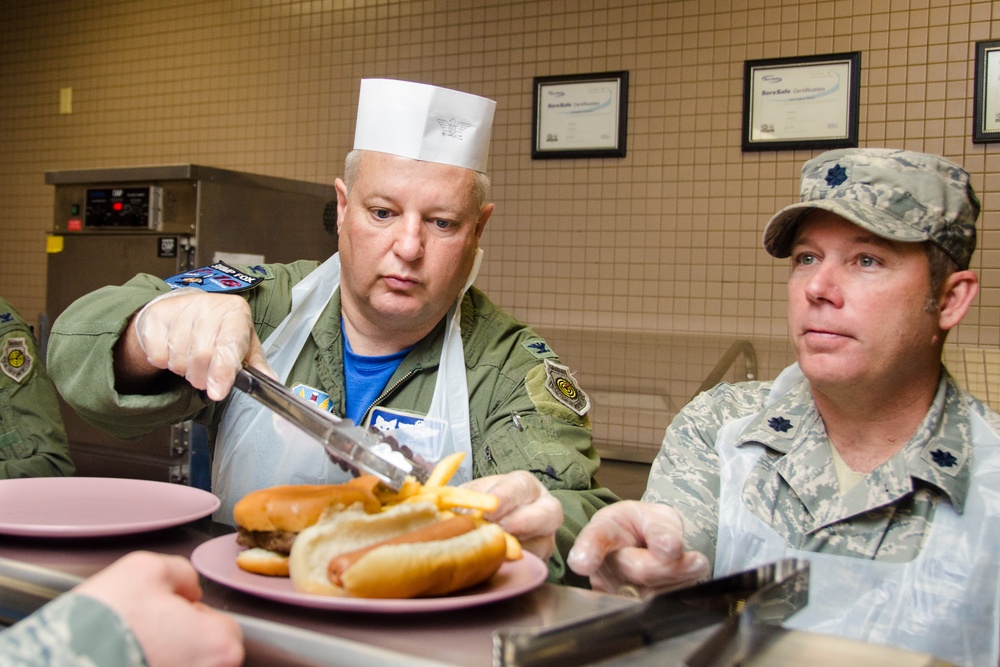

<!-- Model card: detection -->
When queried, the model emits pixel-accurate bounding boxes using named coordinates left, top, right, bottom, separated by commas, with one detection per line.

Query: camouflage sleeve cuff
left=0, top=593, right=147, bottom=667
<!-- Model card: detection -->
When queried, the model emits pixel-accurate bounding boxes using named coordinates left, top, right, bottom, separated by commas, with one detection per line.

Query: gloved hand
left=461, top=471, right=563, bottom=561
left=132, top=288, right=272, bottom=401
left=75, top=551, right=244, bottom=667
left=567, top=500, right=710, bottom=596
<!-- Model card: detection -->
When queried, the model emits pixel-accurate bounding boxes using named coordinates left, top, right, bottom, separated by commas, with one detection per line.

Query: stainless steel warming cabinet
left=44, top=164, right=338, bottom=485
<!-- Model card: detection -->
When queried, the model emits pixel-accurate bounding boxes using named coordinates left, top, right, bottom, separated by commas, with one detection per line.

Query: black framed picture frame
left=531, top=71, right=628, bottom=159
left=973, top=40, right=1000, bottom=143
left=741, top=52, right=861, bottom=152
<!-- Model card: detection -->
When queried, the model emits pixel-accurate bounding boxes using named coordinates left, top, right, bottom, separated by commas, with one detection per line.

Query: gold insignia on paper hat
left=353, top=78, right=496, bottom=173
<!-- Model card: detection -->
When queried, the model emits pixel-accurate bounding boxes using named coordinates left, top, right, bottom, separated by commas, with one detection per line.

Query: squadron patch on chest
left=367, top=407, right=448, bottom=462
left=1, top=337, right=32, bottom=382
left=543, top=359, right=590, bottom=416
left=291, top=384, right=333, bottom=412
left=368, top=407, right=428, bottom=432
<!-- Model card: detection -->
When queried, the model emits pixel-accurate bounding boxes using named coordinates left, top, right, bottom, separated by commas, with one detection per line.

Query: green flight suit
left=0, top=297, right=74, bottom=478
left=48, top=262, right=618, bottom=583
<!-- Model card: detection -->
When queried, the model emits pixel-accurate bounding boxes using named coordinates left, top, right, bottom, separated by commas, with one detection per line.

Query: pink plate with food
left=191, top=533, right=548, bottom=613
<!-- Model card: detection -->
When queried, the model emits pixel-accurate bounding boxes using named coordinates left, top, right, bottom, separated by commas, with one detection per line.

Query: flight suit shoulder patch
left=164, top=261, right=263, bottom=293
left=525, top=359, right=590, bottom=418
left=1, top=337, right=32, bottom=382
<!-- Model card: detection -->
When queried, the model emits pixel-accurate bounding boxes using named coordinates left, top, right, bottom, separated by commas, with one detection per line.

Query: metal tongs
left=232, top=364, right=431, bottom=490
left=493, top=558, right=810, bottom=667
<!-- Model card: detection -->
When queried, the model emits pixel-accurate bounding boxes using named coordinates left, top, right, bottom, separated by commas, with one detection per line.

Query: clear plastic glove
left=567, top=500, right=710, bottom=597
left=132, top=288, right=272, bottom=400
left=461, top=470, right=562, bottom=561
left=75, top=551, right=244, bottom=667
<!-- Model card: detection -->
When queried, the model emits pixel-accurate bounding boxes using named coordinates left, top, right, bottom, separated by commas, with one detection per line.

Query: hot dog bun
left=289, top=502, right=508, bottom=598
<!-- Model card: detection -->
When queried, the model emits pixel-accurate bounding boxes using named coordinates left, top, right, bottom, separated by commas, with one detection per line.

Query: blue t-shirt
left=342, top=323, right=411, bottom=424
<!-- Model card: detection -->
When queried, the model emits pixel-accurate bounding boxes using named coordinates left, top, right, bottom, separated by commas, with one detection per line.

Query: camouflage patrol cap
left=763, top=148, right=979, bottom=269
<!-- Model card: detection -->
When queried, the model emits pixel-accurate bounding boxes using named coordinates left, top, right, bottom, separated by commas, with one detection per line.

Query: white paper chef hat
left=353, top=79, right=496, bottom=173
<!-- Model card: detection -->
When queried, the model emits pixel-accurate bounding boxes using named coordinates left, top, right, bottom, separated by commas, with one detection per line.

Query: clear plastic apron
left=711, top=364, right=1000, bottom=667
left=211, top=250, right=482, bottom=524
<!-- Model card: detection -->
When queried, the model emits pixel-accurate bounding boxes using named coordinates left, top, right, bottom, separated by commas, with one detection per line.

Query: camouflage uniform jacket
left=47, top=261, right=618, bottom=584
left=0, top=297, right=74, bottom=479
left=0, top=593, right=146, bottom=666
left=644, top=363, right=999, bottom=566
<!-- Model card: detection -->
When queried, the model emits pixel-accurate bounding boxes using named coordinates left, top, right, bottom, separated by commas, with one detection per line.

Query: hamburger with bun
left=233, top=476, right=382, bottom=576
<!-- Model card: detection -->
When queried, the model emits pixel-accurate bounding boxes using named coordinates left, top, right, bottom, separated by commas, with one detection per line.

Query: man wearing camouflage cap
left=568, top=148, right=1000, bottom=666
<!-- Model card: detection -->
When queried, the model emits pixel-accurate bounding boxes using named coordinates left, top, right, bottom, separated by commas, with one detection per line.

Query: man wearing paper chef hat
left=48, top=79, right=617, bottom=582
left=568, top=148, right=1000, bottom=665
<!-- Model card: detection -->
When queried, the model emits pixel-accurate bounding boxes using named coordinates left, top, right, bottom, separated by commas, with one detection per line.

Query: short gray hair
left=343, top=149, right=491, bottom=210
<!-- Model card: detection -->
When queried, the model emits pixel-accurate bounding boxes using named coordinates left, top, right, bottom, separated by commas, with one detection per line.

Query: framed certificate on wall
left=532, top=71, right=628, bottom=159
left=973, top=40, right=1000, bottom=143
left=742, top=52, right=861, bottom=152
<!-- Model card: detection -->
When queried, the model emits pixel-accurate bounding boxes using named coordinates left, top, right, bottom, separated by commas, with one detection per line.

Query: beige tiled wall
left=2, top=0, right=998, bottom=460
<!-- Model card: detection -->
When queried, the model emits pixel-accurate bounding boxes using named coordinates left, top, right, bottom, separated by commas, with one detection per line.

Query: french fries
left=423, top=451, right=465, bottom=488
left=503, top=532, right=523, bottom=560
left=375, top=452, right=522, bottom=560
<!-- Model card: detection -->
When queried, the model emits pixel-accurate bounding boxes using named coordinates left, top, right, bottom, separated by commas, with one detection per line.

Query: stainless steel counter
left=0, top=519, right=640, bottom=666
left=0, top=519, right=954, bottom=666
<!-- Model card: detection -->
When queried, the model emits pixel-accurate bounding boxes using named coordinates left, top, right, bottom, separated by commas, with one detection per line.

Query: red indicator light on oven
left=113, top=202, right=124, bottom=211
left=68, top=218, right=82, bottom=231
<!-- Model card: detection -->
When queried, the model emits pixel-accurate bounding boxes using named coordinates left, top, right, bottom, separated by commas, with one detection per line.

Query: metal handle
left=493, top=559, right=810, bottom=667
left=232, top=366, right=427, bottom=490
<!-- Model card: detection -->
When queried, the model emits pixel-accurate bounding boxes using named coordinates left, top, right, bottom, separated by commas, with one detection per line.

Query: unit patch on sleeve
left=164, top=261, right=263, bottom=293
left=543, top=358, right=590, bottom=416
left=1, top=337, right=32, bottom=382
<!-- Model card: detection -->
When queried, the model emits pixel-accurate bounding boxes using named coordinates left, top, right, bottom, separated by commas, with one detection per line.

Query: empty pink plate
left=0, top=477, right=220, bottom=537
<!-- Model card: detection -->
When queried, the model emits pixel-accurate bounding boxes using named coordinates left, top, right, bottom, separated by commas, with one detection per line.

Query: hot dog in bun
left=289, top=502, right=508, bottom=598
